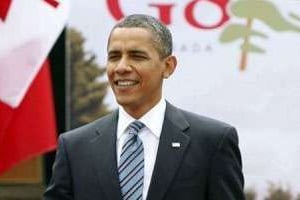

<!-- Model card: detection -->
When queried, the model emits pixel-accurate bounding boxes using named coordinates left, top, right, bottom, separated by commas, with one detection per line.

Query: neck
left=123, top=97, right=162, bottom=119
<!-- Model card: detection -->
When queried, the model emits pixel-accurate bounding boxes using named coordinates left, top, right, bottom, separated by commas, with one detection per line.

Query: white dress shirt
left=117, top=98, right=166, bottom=200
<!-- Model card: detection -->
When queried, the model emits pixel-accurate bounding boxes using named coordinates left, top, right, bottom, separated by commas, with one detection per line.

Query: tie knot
left=128, top=121, right=145, bottom=136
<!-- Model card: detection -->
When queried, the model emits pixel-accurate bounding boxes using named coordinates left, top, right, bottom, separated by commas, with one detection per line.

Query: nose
left=114, top=58, right=131, bottom=74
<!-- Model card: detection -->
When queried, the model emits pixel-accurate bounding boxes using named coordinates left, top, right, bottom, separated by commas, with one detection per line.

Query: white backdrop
left=69, top=0, right=300, bottom=198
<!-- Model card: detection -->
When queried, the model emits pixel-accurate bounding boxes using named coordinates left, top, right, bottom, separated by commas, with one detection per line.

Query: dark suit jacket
left=44, top=102, right=245, bottom=200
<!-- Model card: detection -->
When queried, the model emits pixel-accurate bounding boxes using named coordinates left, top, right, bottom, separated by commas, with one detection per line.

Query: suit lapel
left=89, top=110, right=122, bottom=200
left=146, top=103, right=190, bottom=200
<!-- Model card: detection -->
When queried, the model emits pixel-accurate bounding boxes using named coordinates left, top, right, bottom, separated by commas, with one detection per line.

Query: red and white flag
left=0, top=0, right=69, bottom=174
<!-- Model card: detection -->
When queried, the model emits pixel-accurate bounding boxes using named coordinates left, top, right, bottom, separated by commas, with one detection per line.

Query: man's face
left=106, top=27, right=174, bottom=118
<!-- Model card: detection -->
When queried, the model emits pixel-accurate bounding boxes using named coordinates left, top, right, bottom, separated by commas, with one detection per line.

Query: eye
left=108, top=54, right=120, bottom=61
left=132, top=54, right=148, bottom=61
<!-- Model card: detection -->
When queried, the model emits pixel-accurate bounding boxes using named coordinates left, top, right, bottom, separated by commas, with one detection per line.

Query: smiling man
left=106, top=25, right=176, bottom=119
left=44, top=14, right=245, bottom=200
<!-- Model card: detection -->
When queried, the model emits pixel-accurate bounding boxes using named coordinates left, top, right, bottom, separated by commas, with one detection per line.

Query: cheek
left=106, top=65, right=114, bottom=79
left=142, top=71, right=163, bottom=87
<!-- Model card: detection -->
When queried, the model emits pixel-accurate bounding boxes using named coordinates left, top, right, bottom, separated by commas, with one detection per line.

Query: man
left=44, top=14, right=245, bottom=200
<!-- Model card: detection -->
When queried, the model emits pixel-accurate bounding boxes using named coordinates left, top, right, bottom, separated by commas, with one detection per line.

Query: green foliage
left=246, top=184, right=300, bottom=200
left=264, top=183, right=292, bottom=200
left=245, top=188, right=257, bottom=200
left=68, top=27, right=110, bottom=128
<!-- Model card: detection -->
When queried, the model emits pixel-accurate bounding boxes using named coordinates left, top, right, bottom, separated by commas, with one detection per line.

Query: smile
left=115, top=80, right=138, bottom=87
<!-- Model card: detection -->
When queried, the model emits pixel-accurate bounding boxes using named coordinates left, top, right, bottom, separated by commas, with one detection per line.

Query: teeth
left=117, top=80, right=137, bottom=86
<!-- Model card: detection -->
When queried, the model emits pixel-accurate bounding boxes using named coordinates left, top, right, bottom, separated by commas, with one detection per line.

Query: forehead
left=108, top=27, right=156, bottom=50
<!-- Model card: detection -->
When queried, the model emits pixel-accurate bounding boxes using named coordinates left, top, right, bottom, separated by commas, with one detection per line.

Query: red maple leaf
left=0, top=0, right=12, bottom=22
left=44, top=0, right=60, bottom=8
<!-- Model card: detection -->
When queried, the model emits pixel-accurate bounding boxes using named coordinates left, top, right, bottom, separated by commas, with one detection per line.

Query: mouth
left=114, top=80, right=139, bottom=87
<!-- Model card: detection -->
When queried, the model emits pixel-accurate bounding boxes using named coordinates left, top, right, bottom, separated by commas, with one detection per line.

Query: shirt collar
left=117, top=98, right=166, bottom=140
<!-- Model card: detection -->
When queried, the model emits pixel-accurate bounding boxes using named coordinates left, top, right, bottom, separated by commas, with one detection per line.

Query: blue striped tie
left=118, top=121, right=145, bottom=200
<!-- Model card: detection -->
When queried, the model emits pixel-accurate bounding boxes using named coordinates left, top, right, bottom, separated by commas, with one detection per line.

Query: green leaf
left=231, top=0, right=300, bottom=33
left=220, top=24, right=267, bottom=43
left=241, top=43, right=265, bottom=54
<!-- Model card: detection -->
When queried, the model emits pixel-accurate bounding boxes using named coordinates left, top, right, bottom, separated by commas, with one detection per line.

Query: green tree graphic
left=68, top=28, right=110, bottom=128
left=219, top=0, right=300, bottom=71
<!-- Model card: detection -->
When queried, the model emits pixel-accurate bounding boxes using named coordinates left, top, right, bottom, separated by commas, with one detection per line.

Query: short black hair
left=109, top=14, right=173, bottom=58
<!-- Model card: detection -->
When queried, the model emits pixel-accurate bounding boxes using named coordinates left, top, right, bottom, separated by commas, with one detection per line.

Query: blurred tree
left=296, top=193, right=300, bottom=200
left=68, top=27, right=110, bottom=128
left=245, top=188, right=257, bottom=200
left=264, top=183, right=292, bottom=200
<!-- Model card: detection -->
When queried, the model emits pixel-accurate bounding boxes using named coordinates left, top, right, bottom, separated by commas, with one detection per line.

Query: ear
left=163, top=55, right=177, bottom=79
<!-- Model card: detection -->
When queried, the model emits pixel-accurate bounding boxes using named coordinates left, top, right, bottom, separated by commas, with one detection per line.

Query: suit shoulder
left=60, top=110, right=117, bottom=141
left=180, top=108, right=234, bottom=130
left=175, top=107, right=238, bottom=142
left=166, top=102, right=235, bottom=134
left=177, top=108, right=239, bottom=149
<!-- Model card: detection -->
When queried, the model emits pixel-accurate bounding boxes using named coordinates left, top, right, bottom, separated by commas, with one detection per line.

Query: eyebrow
left=108, top=49, right=149, bottom=56
left=129, top=50, right=148, bottom=56
left=107, top=50, right=120, bottom=55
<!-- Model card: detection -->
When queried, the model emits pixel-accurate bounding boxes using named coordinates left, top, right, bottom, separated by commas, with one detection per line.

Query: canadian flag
left=0, top=0, right=69, bottom=174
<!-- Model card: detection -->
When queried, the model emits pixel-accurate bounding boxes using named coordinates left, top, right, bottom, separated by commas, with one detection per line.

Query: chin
left=115, top=97, right=133, bottom=107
